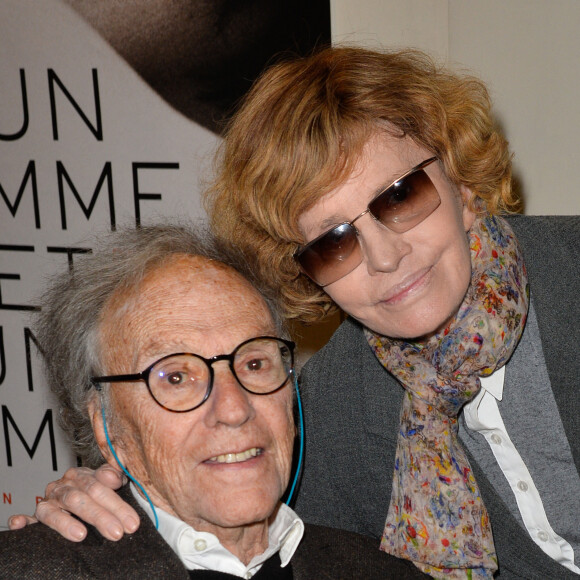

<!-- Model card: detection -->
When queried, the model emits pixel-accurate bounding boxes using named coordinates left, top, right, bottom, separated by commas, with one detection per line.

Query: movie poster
left=0, top=0, right=329, bottom=526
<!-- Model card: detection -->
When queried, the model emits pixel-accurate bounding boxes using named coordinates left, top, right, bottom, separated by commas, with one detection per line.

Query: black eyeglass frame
left=90, top=336, right=296, bottom=413
left=294, top=156, right=439, bottom=287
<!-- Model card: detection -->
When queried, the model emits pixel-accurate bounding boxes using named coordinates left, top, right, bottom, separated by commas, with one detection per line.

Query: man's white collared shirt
left=132, top=486, right=304, bottom=578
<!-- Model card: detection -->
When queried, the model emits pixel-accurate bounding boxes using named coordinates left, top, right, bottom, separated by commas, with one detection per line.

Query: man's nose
left=203, top=362, right=255, bottom=428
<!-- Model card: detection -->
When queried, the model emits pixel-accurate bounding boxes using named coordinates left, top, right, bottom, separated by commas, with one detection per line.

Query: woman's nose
left=204, top=363, right=255, bottom=428
left=357, top=214, right=411, bottom=275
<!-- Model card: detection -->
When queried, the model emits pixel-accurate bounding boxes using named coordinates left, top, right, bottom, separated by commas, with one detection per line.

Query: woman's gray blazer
left=295, top=215, right=580, bottom=579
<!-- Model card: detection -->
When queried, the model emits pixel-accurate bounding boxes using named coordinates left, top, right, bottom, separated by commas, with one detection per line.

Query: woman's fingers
left=35, top=465, right=139, bottom=542
left=7, top=514, right=38, bottom=530
left=35, top=498, right=89, bottom=541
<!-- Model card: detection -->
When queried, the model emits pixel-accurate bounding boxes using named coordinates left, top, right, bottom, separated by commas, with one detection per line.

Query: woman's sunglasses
left=294, top=157, right=440, bottom=287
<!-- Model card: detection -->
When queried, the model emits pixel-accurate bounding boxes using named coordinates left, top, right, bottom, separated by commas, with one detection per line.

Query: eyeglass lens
left=149, top=338, right=293, bottom=412
left=296, top=158, right=440, bottom=287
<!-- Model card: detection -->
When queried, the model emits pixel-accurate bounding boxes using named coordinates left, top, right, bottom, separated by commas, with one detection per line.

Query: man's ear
left=88, top=396, right=113, bottom=463
left=460, top=185, right=477, bottom=231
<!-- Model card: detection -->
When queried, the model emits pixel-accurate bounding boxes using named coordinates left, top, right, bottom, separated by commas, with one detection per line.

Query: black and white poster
left=0, top=0, right=329, bottom=525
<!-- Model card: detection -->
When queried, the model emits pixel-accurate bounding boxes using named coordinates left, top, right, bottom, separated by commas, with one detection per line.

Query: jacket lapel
left=507, top=215, right=580, bottom=471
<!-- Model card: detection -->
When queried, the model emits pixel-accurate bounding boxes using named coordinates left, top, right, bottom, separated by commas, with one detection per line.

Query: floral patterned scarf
left=365, top=214, right=529, bottom=579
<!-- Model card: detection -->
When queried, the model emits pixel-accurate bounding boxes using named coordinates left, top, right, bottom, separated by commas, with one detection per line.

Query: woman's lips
left=380, top=267, right=432, bottom=305
left=205, top=447, right=263, bottom=464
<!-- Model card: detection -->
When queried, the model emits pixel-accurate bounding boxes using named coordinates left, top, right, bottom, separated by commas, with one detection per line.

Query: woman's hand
left=7, top=465, right=140, bottom=542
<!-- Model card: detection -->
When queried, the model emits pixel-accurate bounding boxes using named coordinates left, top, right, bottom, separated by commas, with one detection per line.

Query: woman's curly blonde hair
left=205, top=45, right=519, bottom=323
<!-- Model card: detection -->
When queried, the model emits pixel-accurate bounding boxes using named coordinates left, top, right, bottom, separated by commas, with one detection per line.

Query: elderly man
left=0, top=225, right=425, bottom=579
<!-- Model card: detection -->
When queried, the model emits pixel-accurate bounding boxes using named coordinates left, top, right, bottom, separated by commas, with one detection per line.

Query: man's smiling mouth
left=207, top=447, right=263, bottom=464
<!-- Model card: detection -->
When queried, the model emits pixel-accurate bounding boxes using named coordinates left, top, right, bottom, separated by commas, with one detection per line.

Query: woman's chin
left=363, top=306, right=458, bottom=341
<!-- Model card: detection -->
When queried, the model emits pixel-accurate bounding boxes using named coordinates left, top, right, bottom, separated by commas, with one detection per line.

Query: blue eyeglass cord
left=101, top=404, right=160, bottom=529
left=285, top=369, right=304, bottom=506
left=100, top=369, right=304, bottom=531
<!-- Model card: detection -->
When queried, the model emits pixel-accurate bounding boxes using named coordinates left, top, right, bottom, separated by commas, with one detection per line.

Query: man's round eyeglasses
left=91, top=336, right=295, bottom=413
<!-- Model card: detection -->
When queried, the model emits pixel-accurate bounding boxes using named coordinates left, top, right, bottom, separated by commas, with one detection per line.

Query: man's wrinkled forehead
left=159, top=255, right=267, bottom=312
left=98, top=254, right=275, bottom=362
left=105, top=254, right=248, bottom=312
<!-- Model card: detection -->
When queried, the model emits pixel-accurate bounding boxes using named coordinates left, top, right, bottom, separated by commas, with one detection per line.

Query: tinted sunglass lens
left=369, top=169, right=440, bottom=233
left=296, top=223, right=361, bottom=286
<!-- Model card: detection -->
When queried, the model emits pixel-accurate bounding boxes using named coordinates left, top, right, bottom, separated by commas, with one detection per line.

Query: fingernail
left=70, top=525, right=86, bottom=541
left=123, top=517, right=138, bottom=533
left=107, top=524, right=123, bottom=539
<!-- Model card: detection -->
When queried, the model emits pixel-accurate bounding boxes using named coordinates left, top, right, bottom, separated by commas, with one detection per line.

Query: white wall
left=331, top=0, right=580, bottom=216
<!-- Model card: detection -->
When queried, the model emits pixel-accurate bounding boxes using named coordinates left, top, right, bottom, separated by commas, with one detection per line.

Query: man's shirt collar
left=131, top=484, right=304, bottom=577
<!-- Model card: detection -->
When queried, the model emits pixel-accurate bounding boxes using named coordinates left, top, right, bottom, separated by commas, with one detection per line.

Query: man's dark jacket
left=0, top=485, right=427, bottom=579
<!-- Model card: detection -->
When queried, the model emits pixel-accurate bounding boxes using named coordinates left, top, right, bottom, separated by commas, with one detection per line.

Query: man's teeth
left=209, top=448, right=261, bottom=464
